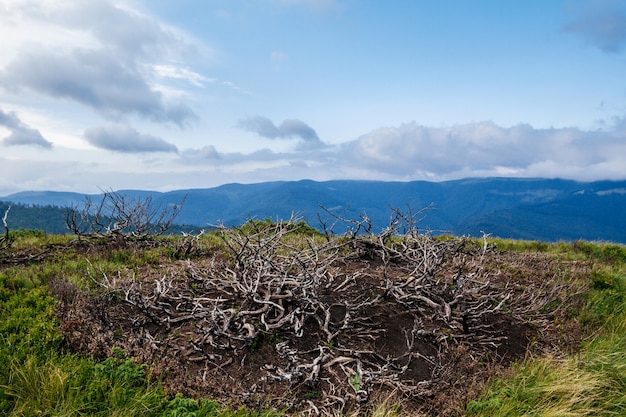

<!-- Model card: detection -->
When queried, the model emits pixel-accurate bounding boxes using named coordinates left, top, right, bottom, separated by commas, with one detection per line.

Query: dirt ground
left=53, top=236, right=589, bottom=416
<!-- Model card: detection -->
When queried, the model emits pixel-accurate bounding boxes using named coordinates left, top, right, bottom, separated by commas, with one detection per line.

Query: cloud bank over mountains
left=163, top=121, right=626, bottom=190
left=338, top=121, right=626, bottom=181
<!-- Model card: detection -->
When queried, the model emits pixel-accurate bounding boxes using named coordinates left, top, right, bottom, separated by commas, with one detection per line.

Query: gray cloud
left=238, top=116, right=281, bottom=138
left=1, top=48, right=195, bottom=126
left=0, top=1, right=197, bottom=126
left=0, top=107, right=52, bottom=149
left=84, top=124, right=178, bottom=153
left=200, top=145, right=221, bottom=159
left=280, top=119, right=320, bottom=142
left=238, top=116, right=322, bottom=144
left=564, top=0, right=626, bottom=53
left=180, top=145, right=221, bottom=160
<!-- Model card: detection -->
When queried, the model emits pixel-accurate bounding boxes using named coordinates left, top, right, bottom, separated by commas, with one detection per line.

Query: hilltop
left=1, top=217, right=625, bottom=416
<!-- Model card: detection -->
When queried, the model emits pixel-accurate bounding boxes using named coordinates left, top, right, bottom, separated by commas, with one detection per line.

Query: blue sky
left=1, top=0, right=626, bottom=195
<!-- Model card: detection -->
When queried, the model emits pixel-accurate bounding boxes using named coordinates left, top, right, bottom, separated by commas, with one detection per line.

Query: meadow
left=1, top=224, right=625, bottom=416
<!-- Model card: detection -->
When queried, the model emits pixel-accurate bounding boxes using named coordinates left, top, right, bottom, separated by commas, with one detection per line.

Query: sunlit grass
left=8, top=229, right=73, bottom=250
left=467, top=354, right=611, bottom=416
left=490, top=237, right=626, bottom=264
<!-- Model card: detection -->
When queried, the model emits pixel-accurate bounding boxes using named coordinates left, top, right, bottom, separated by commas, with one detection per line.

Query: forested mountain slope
left=3, top=178, right=625, bottom=242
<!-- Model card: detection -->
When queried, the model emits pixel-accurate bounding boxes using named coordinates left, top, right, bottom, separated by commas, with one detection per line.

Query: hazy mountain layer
left=3, top=178, right=625, bottom=243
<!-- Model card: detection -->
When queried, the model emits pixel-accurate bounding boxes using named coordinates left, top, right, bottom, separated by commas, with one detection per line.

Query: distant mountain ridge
left=2, top=178, right=626, bottom=243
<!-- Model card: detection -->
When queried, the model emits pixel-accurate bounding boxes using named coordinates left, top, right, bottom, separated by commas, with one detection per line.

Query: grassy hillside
left=0, top=226, right=625, bottom=416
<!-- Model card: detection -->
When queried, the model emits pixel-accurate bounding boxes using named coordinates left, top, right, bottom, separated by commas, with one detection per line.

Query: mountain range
left=2, top=178, right=625, bottom=243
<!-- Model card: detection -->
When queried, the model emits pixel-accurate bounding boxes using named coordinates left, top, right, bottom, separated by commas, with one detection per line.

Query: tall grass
left=3, top=352, right=172, bottom=417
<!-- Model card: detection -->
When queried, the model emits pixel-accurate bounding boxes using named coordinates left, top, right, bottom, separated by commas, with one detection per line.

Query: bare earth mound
left=53, top=225, right=588, bottom=416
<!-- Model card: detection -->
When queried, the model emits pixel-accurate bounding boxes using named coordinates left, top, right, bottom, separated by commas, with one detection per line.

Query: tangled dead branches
left=62, top=209, right=587, bottom=416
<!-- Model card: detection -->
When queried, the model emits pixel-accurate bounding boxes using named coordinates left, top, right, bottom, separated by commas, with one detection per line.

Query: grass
left=3, top=352, right=187, bottom=416
left=1, top=231, right=626, bottom=416
left=467, top=354, right=610, bottom=416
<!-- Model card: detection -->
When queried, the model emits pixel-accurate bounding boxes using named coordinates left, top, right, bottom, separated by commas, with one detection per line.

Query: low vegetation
left=467, top=249, right=626, bottom=416
left=0, top=211, right=625, bottom=416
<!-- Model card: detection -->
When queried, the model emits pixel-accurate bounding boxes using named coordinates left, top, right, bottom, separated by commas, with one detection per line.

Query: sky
left=1, top=0, right=626, bottom=195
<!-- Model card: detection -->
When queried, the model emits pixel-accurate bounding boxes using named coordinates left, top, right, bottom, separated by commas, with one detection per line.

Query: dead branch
left=0, top=205, right=13, bottom=252
left=65, top=189, right=186, bottom=239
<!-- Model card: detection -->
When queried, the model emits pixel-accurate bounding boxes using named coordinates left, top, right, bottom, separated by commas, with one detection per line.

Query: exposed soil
left=51, top=234, right=589, bottom=416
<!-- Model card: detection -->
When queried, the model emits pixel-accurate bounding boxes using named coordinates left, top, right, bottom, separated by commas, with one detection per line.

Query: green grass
left=2, top=350, right=236, bottom=417
left=6, top=229, right=74, bottom=250
left=467, top=355, right=612, bottom=416
left=491, top=237, right=626, bottom=264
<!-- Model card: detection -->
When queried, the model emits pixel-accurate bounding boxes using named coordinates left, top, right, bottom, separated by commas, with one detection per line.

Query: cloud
left=175, top=120, right=626, bottom=185
left=2, top=48, right=196, bottom=125
left=0, top=0, right=199, bottom=126
left=337, top=121, right=626, bottom=181
left=200, top=145, right=221, bottom=159
left=280, top=119, right=320, bottom=142
left=84, top=124, right=178, bottom=153
left=4, top=118, right=625, bottom=196
left=564, top=0, right=626, bottom=53
left=238, top=116, right=322, bottom=144
left=0, top=107, right=52, bottom=148
left=49, top=0, right=191, bottom=59
left=152, top=65, right=214, bottom=87
left=180, top=145, right=221, bottom=160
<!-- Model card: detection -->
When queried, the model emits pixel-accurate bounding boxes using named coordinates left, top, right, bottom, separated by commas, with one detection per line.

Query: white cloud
left=0, top=0, right=202, bottom=127
left=152, top=64, right=214, bottom=87
left=3, top=118, right=626, bottom=196
left=337, top=121, right=626, bottom=181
